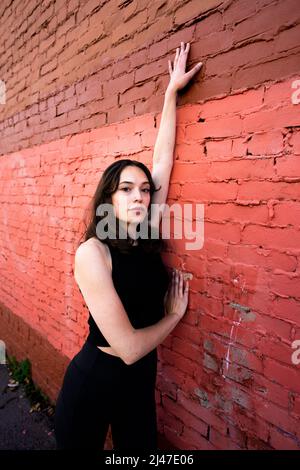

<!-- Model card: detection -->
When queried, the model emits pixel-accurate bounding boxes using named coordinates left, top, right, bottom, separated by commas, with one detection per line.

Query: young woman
left=54, top=42, right=203, bottom=450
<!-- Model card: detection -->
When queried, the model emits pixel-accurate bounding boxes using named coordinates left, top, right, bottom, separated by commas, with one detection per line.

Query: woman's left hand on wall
left=167, top=42, right=203, bottom=94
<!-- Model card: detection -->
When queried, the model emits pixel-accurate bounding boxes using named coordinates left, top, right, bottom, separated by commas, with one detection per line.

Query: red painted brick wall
left=1, top=0, right=300, bottom=450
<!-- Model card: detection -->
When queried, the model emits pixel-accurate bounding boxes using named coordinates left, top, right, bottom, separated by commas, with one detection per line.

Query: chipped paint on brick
left=215, top=392, right=233, bottom=413
left=203, top=352, right=218, bottom=372
left=194, top=388, right=211, bottom=408
left=203, top=339, right=214, bottom=353
left=231, top=388, right=250, bottom=410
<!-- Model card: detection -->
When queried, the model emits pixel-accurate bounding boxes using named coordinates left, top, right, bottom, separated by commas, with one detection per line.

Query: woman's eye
left=121, top=188, right=150, bottom=193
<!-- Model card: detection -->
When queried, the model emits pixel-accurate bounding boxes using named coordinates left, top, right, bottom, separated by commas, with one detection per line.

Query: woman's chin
left=128, top=214, right=146, bottom=223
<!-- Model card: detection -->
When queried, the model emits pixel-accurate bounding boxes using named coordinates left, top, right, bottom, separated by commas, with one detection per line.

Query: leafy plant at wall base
left=6, top=355, right=54, bottom=416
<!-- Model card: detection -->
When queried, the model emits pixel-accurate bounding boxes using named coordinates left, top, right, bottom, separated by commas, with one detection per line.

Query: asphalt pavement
left=0, top=364, right=56, bottom=450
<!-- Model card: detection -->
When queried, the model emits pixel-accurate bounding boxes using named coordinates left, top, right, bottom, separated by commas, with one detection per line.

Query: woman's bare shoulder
left=75, top=237, right=112, bottom=272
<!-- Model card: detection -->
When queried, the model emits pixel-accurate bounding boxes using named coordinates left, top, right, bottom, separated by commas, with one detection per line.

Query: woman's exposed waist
left=96, top=345, right=120, bottom=357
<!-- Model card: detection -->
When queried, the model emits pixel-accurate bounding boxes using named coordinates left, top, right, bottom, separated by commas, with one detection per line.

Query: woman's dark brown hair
left=76, top=159, right=167, bottom=254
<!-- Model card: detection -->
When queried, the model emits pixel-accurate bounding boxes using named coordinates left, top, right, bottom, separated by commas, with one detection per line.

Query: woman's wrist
left=165, top=85, right=178, bottom=99
left=165, top=308, right=180, bottom=319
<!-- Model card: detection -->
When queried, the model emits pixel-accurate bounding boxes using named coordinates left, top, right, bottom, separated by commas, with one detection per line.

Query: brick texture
left=1, top=0, right=300, bottom=451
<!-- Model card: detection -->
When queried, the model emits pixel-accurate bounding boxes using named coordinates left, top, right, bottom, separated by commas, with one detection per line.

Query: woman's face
left=111, top=166, right=151, bottom=228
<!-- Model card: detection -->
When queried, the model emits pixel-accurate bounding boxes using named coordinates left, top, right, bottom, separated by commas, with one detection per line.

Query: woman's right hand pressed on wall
left=164, top=269, right=189, bottom=320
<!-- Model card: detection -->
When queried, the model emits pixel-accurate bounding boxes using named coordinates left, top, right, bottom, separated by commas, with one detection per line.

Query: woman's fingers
left=171, top=269, right=176, bottom=296
left=179, top=270, right=183, bottom=297
left=174, top=269, right=177, bottom=291
left=188, top=62, right=203, bottom=78
left=172, top=43, right=190, bottom=73
left=174, top=269, right=178, bottom=297
left=172, top=268, right=189, bottom=297
left=173, top=269, right=183, bottom=297
left=184, top=279, right=189, bottom=298
left=174, top=47, right=180, bottom=67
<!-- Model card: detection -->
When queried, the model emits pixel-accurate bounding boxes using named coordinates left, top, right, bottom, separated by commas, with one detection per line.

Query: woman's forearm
left=152, top=42, right=203, bottom=165
left=127, top=313, right=181, bottom=365
left=152, top=87, right=177, bottom=166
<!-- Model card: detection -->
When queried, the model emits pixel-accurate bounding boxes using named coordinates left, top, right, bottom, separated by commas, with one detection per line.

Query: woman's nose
left=133, top=189, right=143, bottom=200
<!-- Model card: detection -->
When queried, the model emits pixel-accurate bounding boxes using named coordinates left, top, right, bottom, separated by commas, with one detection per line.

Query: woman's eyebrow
left=119, top=181, right=150, bottom=185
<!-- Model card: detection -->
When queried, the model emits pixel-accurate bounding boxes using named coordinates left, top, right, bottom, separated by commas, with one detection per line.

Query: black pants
left=54, top=340, right=158, bottom=450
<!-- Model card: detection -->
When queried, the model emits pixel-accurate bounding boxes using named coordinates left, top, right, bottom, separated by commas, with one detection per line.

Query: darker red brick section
left=0, top=302, right=68, bottom=403
left=1, top=0, right=300, bottom=155
left=0, top=304, right=117, bottom=448
left=0, top=301, right=173, bottom=450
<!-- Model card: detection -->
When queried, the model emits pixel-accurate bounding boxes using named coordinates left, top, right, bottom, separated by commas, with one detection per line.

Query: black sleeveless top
left=86, top=242, right=170, bottom=347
